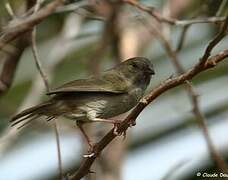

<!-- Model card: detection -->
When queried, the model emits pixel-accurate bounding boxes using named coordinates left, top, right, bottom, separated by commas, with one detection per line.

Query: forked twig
left=140, top=15, right=228, bottom=172
left=124, top=0, right=227, bottom=26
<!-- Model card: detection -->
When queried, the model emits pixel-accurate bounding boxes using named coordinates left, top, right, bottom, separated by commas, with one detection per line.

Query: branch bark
left=0, top=0, right=37, bottom=96
left=0, top=35, right=29, bottom=96
left=0, top=0, right=64, bottom=51
left=145, top=14, right=228, bottom=172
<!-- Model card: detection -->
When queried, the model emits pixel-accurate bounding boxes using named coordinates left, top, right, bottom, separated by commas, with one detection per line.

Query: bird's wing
left=47, top=73, right=129, bottom=95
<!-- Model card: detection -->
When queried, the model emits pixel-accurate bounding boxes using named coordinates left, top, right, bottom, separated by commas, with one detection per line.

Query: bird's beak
left=147, top=68, right=155, bottom=75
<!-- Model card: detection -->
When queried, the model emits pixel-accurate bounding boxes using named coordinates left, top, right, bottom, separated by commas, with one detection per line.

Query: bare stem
left=30, top=1, right=62, bottom=177
left=141, top=16, right=228, bottom=172
left=53, top=119, right=63, bottom=180
left=123, top=0, right=227, bottom=25
left=31, top=28, right=50, bottom=92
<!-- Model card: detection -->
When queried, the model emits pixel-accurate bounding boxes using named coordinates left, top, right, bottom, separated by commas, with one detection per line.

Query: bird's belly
left=62, top=91, right=142, bottom=121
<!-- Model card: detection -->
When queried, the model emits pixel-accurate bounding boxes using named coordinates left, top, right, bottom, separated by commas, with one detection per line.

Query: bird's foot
left=128, top=119, right=136, bottom=127
left=113, top=120, right=123, bottom=136
left=83, top=143, right=97, bottom=158
left=88, top=169, right=95, bottom=174
left=119, top=120, right=136, bottom=140
left=83, top=152, right=95, bottom=158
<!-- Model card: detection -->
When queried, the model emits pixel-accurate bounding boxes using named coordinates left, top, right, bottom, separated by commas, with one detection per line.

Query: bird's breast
left=96, top=87, right=144, bottom=119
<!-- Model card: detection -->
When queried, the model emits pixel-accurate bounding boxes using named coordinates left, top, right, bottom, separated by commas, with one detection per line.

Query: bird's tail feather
left=10, top=102, right=53, bottom=128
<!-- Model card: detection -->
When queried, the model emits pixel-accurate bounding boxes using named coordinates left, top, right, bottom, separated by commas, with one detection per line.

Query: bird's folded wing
left=47, top=74, right=128, bottom=95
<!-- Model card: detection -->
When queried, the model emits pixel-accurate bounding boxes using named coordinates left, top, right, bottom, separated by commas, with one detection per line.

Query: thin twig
left=123, top=0, right=227, bottom=26
left=174, top=17, right=227, bottom=26
left=31, top=0, right=49, bottom=92
left=176, top=25, right=190, bottom=52
left=200, top=15, right=228, bottom=64
left=30, top=1, right=63, bottom=178
left=31, top=28, right=63, bottom=179
left=141, top=16, right=228, bottom=172
left=0, top=0, right=64, bottom=51
left=53, top=118, right=63, bottom=180
left=188, top=81, right=228, bottom=172
left=55, top=1, right=88, bottom=13
left=216, top=0, right=228, bottom=16
left=31, top=29, right=49, bottom=92
left=177, top=18, right=228, bottom=172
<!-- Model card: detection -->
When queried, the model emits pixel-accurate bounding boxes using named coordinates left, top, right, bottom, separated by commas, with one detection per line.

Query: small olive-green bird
left=10, top=57, right=155, bottom=146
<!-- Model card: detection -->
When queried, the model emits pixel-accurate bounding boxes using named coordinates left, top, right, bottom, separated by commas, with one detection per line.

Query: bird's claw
left=83, top=143, right=97, bottom=158
left=121, top=120, right=136, bottom=140
left=88, top=169, right=95, bottom=174
left=83, top=152, right=95, bottom=158
left=128, top=120, right=136, bottom=127
left=113, top=121, right=122, bottom=136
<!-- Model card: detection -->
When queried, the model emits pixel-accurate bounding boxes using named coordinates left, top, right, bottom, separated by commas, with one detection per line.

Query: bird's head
left=117, top=57, right=155, bottom=90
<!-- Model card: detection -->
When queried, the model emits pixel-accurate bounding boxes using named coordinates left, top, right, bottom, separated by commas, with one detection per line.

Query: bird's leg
left=92, top=118, right=122, bottom=136
left=128, top=119, right=136, bottom=127
left=76, top=121, right=97, bottom=158
left=76, top=121, right=94, bottom=151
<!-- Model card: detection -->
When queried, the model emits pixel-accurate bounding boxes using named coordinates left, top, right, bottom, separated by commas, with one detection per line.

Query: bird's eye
left=131, top=63, right=138, bottom=68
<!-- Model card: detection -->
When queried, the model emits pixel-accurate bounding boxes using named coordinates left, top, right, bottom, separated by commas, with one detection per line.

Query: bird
left=10, top=57, right=155, bottom=148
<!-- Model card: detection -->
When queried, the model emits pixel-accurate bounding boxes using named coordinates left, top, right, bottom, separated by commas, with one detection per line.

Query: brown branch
left=176, top=25, right=190, bottom=52
left=0, top=36, right=29, bottom=96
left=70, top=47, right=228, bottom=179
left=123, top=0, right=227, bottom=26
left=188, top=80, right=228, bottom=172
left=0, top=0, right=64, bottom=51
left=123, top=0, right=178, bottom=24
left=182, top=16, right=228, bottom=173
left=173, top=17, right=227, bottom=26
left=200, top=15, right=228, bottom=64
left=0, top=0, right=36, bottom=96
left=146, top=19, right=228, bottom=172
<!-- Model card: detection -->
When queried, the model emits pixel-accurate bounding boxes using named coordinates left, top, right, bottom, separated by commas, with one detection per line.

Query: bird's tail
left=10, top=102, right=54, bottom=129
